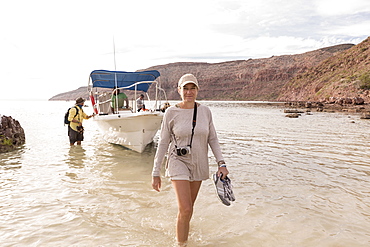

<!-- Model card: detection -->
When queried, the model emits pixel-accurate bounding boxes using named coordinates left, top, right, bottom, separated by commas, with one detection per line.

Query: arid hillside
left=145, top=44, right=353, bottom=101
left=50, top=43, right=357, bottom=102
left=277, top=37, right=370, bottom=103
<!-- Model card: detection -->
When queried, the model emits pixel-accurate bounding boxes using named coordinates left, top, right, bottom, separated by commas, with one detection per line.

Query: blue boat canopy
left=90, top=70, right=160, bottom=92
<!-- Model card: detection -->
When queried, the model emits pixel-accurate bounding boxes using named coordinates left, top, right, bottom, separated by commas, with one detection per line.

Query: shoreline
left=283, top=101, right=370, bottom=119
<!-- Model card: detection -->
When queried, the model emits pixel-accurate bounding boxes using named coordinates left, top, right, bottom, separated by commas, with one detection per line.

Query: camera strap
left=173, top=102, right=197, bottom=149
left=189, top=102, right=197, bottom=148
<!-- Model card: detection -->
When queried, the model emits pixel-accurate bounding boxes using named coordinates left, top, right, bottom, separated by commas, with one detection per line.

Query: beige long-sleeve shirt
left=152, top=103, right=224, bottom=180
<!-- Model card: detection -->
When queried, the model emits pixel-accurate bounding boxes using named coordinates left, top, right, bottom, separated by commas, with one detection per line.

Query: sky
left=1, top=0, right=369, bottom=100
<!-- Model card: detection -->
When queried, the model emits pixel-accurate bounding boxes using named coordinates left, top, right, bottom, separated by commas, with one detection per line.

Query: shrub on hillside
left=359, top=72, right=370, bottom=90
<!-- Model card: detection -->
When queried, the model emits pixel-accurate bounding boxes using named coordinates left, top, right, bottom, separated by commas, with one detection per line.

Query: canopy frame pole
left=113, top=37, right=119, bottom=113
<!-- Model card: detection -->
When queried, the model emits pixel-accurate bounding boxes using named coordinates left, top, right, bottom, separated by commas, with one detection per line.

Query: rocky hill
left=50, top=86, right=90, bottom=101
left=145, top=44, right=354, bottom=101
left=277, top=37, right=370, bottom=103
left=49, top=43, right=357, bottom=102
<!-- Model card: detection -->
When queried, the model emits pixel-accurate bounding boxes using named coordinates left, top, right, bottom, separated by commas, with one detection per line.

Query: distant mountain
left=49, top=86, right=145, bottom=101
left=144, top=43, right=353, bottom=101
left=278, top=37, right=370, bottom=102
left=49, top=86, right=90, bottom=101
left=49, top=42, right=358, bottom=102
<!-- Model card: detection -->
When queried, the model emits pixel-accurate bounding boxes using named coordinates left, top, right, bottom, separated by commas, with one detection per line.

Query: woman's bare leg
left=171, top=180, right=202, bottom=244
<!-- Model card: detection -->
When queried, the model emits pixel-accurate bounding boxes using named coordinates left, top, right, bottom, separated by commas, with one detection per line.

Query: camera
left=77, top=125, right=84, bottom=133
left=176, top=146, right=191, bottom=156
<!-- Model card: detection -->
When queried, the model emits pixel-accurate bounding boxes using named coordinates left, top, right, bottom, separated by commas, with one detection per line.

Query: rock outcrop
left=0, top=115, right=25, bottom=153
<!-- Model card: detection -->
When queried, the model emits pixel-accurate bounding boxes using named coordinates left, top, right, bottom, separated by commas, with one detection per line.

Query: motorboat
left=88, top=70, right=168, bottom=153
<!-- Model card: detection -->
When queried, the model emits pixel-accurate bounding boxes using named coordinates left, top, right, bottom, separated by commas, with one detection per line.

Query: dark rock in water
left=0, top=115, right=25, bottom=153
left=284, top=109, right=304, bottom=113
left=360, top=113, right=370, bottom=119
left=285, top=113, right=301, bottom=118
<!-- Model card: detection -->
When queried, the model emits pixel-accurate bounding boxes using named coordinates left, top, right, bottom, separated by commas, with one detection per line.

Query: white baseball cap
left=178, top=74, right=199, bottom=89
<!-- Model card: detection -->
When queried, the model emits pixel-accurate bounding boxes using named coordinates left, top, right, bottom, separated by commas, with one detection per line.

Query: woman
left=152, top=74, right=229, bottom=246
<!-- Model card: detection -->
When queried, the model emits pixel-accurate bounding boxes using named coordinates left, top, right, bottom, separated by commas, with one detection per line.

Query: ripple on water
left=1, top=101, right=370, bottom=246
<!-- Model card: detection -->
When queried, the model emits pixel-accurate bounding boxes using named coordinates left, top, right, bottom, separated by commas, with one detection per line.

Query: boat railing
left=96, top=92, right=113, bottom=115
left=91, top=80, right=169, bottom=115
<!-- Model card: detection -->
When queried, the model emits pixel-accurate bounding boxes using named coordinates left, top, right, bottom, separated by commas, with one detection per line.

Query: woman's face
left=178, top=83, right=198, bottom=102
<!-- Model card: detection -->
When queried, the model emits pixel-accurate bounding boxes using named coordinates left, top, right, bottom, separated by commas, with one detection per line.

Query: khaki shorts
left=170, top=174, right=202, bottom=182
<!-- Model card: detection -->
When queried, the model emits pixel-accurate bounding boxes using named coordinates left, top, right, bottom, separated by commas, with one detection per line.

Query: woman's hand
left=217, top=166, right=229, bottom=180
left=152, top=176, right=161, bottom=192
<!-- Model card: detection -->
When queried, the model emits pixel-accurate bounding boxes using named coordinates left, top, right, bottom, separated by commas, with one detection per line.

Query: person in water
left=152, top=74, right=229, bottom=246
left=67, top=97, right=93, bottom=146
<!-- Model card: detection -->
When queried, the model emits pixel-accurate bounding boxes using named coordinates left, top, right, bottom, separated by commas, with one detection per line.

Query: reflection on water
left=0, top=147, right=24, bottom=170
left=66, top=146, right=87, bottom=168
left=1, top=100, right=370, bottom=246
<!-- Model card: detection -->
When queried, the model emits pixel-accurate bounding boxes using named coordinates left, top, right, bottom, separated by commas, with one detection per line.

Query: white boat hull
left=93, top=111, right=163, bottom=153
